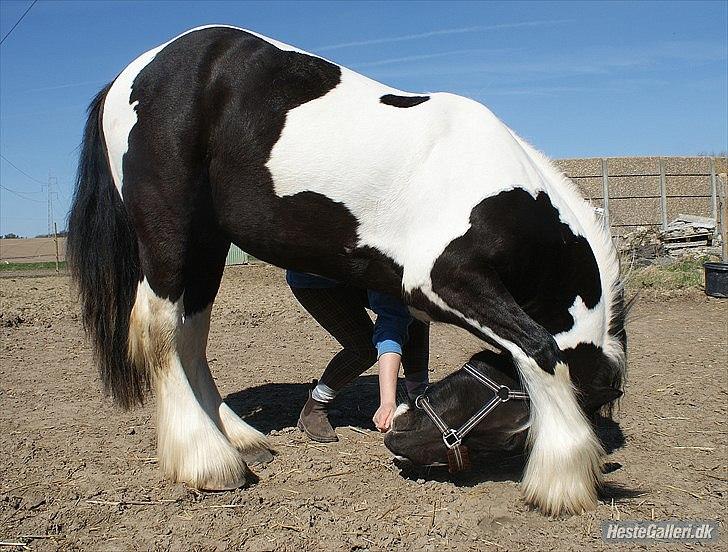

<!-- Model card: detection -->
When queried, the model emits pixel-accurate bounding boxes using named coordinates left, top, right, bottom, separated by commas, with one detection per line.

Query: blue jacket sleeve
left=368, top=290, right=412, bottom=358
left=286, top=270, right=339, bottom=288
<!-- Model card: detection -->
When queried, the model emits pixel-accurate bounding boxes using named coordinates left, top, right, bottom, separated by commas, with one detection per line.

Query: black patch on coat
left=121, top=27, right=407, bottom=314
left=563, top=343, right=623, bottom=416
left=380, top=94, right=430, bottom=108
left=433, top=189, right=601, bottom=332
left=415, top=189, right=602, bottom=372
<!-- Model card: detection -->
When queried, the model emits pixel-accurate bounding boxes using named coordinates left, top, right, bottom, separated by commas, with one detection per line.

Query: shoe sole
left=297, top=418, right=339, bottom=443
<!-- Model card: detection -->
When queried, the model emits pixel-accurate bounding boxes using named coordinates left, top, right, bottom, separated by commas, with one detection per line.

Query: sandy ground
left=0, top=265, right=726, bottom=551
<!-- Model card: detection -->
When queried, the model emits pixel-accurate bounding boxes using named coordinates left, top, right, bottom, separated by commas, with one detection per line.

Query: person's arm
left=373, top=352, right=400, bottom=431
left=368, top=290, right=412, bottom=432
left=368, top=290, right=412, bottom=357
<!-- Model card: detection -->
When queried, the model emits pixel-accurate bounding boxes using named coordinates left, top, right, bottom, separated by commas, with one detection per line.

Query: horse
left=67, top=25, right=627, bottom=516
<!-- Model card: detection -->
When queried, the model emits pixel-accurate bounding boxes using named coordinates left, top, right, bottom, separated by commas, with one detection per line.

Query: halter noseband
left=414, top=362, right=529, bottom=473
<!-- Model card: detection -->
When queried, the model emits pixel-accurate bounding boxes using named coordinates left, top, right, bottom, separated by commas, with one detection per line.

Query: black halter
left=414, top=362, right=529, bottom=473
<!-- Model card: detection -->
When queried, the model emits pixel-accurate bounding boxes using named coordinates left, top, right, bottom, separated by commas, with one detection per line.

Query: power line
left=0, top=182, right=42, bottom=194
left=0, top=183, right=45, bottom=203
left=0, top=0, right=38, bottom=46
left=0, top=153, right=46, bottom=185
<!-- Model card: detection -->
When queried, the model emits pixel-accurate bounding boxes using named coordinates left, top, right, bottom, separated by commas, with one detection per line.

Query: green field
left=0, top=261, right=67, bottom=272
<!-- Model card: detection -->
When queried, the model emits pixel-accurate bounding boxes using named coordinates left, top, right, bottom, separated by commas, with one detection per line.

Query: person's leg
left=290, top=286, right=377, bottom=441
left=401, top=319, right=430, bottom=399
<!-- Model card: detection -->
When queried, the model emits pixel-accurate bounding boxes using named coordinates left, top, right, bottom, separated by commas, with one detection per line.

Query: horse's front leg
left=415, top=265, right=603, bottom=516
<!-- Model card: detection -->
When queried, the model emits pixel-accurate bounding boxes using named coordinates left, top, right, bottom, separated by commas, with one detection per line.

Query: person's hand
left=373, top=402, right=396, bottom=432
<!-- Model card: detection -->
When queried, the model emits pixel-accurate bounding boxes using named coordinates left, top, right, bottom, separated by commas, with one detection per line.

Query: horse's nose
left=383, top=428, right=403, bottom=453
left=391, top=454, right=415, bottom=469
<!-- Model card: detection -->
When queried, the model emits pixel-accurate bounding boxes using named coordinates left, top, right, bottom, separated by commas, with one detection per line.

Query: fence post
left=720, top=175, right=728, bottom=263
left=601, top=157, right=610, bottom=230
left=659, top=158, right=668, bottom=231
left=710, top=157, right=718, bottom=235
left=53, top=222, right=60, bottom=273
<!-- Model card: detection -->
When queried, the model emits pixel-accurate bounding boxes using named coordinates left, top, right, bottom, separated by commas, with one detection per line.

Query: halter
left=414, top=363, right=529, bottom=473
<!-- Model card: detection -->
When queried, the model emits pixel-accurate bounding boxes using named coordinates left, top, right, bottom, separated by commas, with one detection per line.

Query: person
left=287, top=270, right=429, bottom=442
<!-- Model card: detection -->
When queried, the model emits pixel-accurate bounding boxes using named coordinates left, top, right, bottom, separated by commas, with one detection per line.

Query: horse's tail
left=68, top=84, right=148, bottom=409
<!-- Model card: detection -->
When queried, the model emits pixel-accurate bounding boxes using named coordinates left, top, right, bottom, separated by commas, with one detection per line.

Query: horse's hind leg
left=181, top=226, right=273, bottom=466
left=127, top=198, right=271, bottom=489
left=154, top=301, right=271, bottom=487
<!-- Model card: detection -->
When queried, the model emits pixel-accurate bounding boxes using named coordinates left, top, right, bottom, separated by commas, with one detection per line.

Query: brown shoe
left=297, top=383, right=339, bottom=443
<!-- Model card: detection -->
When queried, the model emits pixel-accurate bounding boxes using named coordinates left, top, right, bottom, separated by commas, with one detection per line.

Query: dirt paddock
left=1, top=265, right=725, bottom=551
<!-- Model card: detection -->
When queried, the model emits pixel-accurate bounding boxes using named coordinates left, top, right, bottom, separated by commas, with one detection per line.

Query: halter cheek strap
left=414, top=363, right=529, bottom=473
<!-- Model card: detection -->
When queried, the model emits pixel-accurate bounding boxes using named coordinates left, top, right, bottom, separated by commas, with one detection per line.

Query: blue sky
left=1, top=0, right=726, bottom=237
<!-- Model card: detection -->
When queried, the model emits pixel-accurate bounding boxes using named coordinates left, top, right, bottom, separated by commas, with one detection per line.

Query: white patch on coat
left=103, top=43, right=163, bottom=197
left=553, top=296, right=607, bottom=351
left=393, top=402, right=410, bottom=420
left=267, top=70, right=551, bottom=293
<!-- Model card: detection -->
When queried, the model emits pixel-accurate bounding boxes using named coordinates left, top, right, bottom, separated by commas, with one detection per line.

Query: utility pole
left=54, top=222, right=60, bottom=272
left=43, top=175, right=58, bottom=236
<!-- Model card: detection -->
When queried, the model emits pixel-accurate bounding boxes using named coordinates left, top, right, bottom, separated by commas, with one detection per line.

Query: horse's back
left=100, top=25, right=609, bottom=313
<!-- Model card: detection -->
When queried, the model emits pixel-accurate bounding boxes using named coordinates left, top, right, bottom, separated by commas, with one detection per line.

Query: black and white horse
left=68, top=25, right=626, bottom=516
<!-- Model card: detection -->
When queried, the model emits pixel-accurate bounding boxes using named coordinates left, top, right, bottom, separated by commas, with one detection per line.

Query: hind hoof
left=241, top=447, right=276, bottom=467
left=197, top=463, right=258, bottom=491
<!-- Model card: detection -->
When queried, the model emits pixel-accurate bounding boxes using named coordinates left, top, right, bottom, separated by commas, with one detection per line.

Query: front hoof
left=521, top=465, right=599, bottom=516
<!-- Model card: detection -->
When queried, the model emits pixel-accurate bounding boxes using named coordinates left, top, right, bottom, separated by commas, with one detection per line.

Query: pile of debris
left=618, top=226, right=666, bottom=262
left=661, top=214, right=718, bottom=256
left=618, top=214, right=721, bottom=263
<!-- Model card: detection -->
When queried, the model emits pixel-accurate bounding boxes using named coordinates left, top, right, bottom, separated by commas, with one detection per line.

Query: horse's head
left=384, top=345, right=624, bottom=469
left=384, top=350, right=530, bottom=468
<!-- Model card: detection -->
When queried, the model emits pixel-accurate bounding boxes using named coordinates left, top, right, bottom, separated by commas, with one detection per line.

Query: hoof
left=241, top=446, right=276, bottom=467
left=197, top=462, right=258, bottom=491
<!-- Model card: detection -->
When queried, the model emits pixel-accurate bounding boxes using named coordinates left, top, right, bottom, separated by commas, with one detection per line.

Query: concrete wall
left=554, top=156, right=727, bottom=235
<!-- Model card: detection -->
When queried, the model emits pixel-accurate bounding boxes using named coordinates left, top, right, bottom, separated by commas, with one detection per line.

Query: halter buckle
left=442, top=429, right=461, bottom=449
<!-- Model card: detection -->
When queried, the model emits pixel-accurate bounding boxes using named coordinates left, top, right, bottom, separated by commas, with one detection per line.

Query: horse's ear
left=586, top=387, right=623, bottom=410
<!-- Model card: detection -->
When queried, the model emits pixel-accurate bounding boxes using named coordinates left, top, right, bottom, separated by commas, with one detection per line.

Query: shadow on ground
left=226, top=376, right=631, bottom=492
left=225, top=375, right=381, bottom=434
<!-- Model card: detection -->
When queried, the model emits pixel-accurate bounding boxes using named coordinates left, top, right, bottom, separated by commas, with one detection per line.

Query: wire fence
left=2, top=157, right=725, bottom=266
left=0, top=236, right=66, bottom=264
